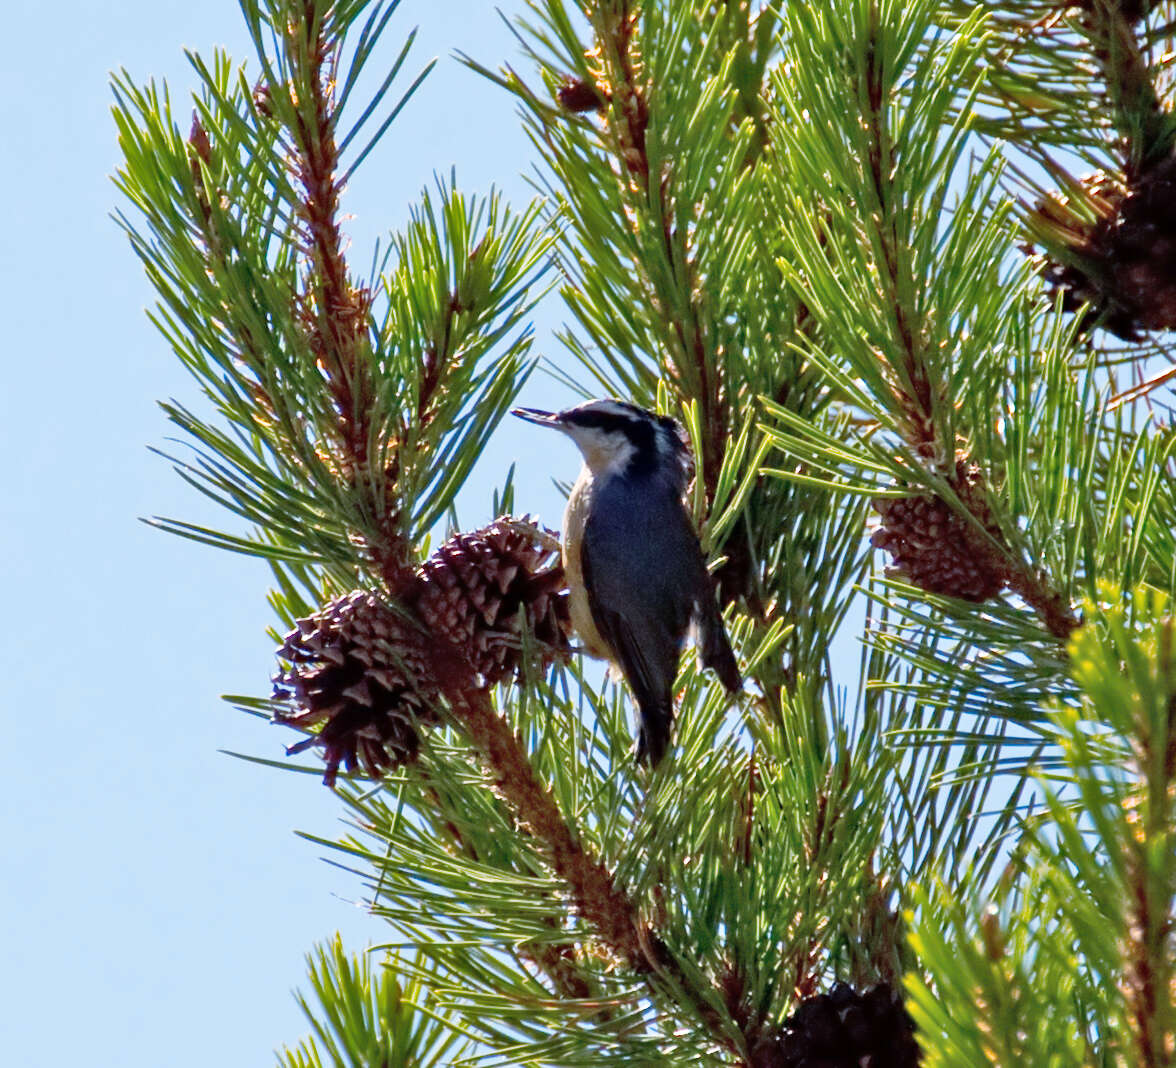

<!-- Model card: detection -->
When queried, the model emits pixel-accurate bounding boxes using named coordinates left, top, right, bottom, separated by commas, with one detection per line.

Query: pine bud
left=557, top=78, right=609, bottom=113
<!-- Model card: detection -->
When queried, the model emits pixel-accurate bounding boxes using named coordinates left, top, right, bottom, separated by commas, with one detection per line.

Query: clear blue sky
left=1, top=2, right=575, bottom=1063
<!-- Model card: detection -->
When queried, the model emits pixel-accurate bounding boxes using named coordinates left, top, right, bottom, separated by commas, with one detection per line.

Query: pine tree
left=114, top=0, right=1176, bottom=1064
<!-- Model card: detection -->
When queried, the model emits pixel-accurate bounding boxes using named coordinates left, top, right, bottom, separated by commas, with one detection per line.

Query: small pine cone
left=557, top=77, right=609, bottom=113
left=871, top=464, right=1005, bottom=603
left=1072, top=0, right=1150, bottom=23
left=252, top=79, right=273, bottom=117
left=753, top=983, right=921, bottom=1068
left=188, top=113, right=212, bottom=165
left=1026, top=156, right=1176, bottom=340
left=272, top=591, right=439, bottom=787
left=409, top=515, right=571, bottom=687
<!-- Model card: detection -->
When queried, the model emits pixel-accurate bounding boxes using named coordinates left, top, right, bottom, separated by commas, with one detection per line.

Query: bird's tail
left=635, top=695, right=674, bottom=768
left=698, top=597, right=742, bottom=693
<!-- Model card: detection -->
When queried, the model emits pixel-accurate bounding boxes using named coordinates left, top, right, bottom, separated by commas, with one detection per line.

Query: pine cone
left=752, top=983, right=921, bottom=1068
left=1026, top=155, right=1176, bottom=340
left=412, top=515, right=570, bottom=687
left=870, top=463, right=1006, bottom=603
left=273, top=590, right=437, bottom=787
left=557, top=77, right=609, bottom=113
left=272, top=516, right=571, bottom=785
left=1072, top=0, right=1151, bottom=24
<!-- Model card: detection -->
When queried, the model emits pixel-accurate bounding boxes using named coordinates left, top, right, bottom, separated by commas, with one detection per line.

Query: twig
left=285, top=1, right=412, bottom=588
left=1108, top=362, right=1176, bottom=411
left=1079, top=0, right=1169, bottom=175
left=1122, top=635, right=1176, bottom=1067
left=438, top=665, right=738, bottom=1054
left=596, top=3, right=728, bottom=500
left=859, top=5, right=1081, bottom=642
left=421, top=781, right=599, bottom=1003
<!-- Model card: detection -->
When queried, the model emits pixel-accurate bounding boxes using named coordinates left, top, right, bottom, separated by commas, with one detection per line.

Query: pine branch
left=447, top=682, right=740, bottom=1056
left=860, top=7, right=1079, bottom=642
left=586, top=1, right=735, bottom=503
left=1082, top=0, right=1172, bottom=172
left=185, top=111, right=281, bottom=427
left=308, top=637, right=898, bottom=1063
left=453, top=686, right=644, bottom=962
left=546, top=1, right=733, bottom=561
left=280, top=0, right=410, bottom=587
left=768, top=2, right=1083, bottom=645
left=415, top=779, right=600, bottom=1006
left=279, top=937, right=472, bottom=1066
left=1105, top=609, right=1176, bottom=1067
left=965, top=0, right=1176, bottom=344
left=940, top=0, right=1176, bottom=165
left=858, top=12, right=936, bottom=455
left=907, top=587, right=1176, bottom=1066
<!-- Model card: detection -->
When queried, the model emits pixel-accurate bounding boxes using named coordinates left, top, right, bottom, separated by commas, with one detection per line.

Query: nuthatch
left=512, top=399, right=741, bottom=766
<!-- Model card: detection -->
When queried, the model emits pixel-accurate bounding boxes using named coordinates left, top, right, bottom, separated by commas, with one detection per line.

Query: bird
left=512, top=398, right=741, bottom=766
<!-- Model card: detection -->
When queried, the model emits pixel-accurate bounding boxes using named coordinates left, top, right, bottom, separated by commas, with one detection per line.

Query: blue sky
left=2, top=2, right=577, bottom=1063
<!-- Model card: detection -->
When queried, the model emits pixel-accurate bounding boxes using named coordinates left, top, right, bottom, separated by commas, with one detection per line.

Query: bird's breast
left=562, top=470, right=613, bottom=662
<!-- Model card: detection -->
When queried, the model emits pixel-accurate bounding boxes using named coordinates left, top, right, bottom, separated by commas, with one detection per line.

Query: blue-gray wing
left=580, top=481, right=698, bottom=764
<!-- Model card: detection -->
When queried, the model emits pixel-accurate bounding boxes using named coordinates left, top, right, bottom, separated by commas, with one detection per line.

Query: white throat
left=564, top=425, right=636, bottom=477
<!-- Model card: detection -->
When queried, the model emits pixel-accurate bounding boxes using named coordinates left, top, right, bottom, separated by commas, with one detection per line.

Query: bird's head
left=512, top=398, right=690, bottom=485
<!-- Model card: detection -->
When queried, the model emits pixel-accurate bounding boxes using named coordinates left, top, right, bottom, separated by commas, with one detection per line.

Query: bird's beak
left=511, top=407, right=562, bottom=428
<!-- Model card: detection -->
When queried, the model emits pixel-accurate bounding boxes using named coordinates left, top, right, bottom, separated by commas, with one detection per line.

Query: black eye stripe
left=565, top=403, right=682, bottom=429
left=564, top=411, right=625, bottom=430
left=565, top=408, right=658, bottom=432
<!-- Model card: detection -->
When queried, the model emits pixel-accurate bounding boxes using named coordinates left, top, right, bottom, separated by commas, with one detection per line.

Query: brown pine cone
left=871, top=464, right=1006, bottom=603
left=751, top=982, right=921, bottom=1068
left=1026, top=155, right=1176, bottom=340
left=272, top=590, right=436, bottom=787
left=272, top=516, right=571, bottom=785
